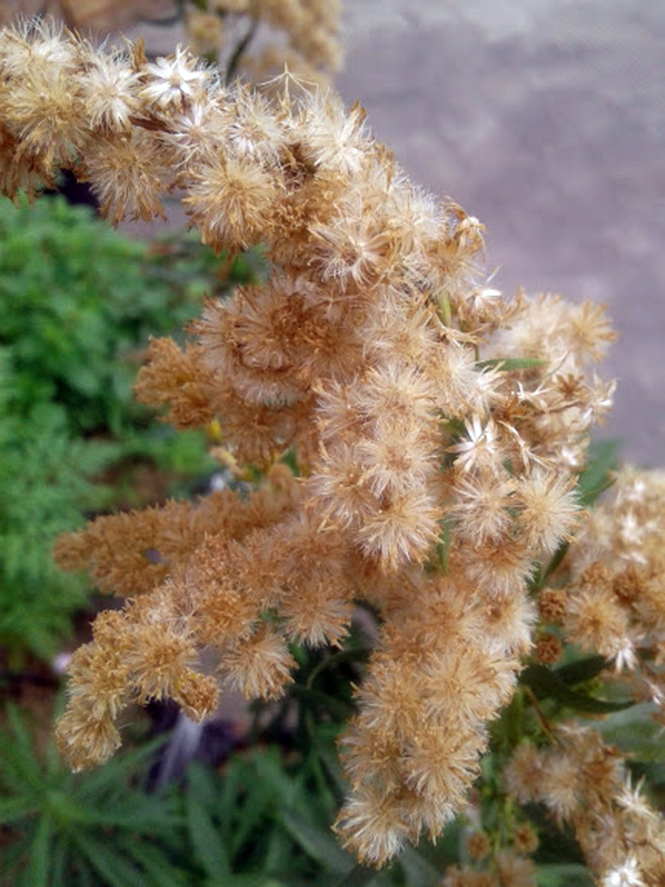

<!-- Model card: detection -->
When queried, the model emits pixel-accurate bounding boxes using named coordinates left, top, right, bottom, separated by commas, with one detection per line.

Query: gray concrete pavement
left=337, top=1, right=665, bottom=467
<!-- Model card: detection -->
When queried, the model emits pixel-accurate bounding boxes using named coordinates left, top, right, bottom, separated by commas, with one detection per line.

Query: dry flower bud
left=495, top=850, right=537, bottom=887
left=504, top=743, right=544, bottom=806
left=220, top=626, right=296, bottom=700
left=534, top=633, right=563, bottom=665
left=512, top=823, right=539, bottom=855
left=466, top=830, right=491, bottom=860
left=538, top=588, right=567, bottom=624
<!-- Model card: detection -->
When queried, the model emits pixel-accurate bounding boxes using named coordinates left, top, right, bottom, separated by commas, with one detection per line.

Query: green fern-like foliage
left=0, top=195, right=220, bottom=433
left=0, top=194, right=259, bottom=664
left=0, top=400, right=117, bottom=663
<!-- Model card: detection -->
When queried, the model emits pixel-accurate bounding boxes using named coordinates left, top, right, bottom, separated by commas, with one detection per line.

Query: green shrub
left=0, top=692, right=456, bottom=887
left=0, top=195, right=259, bottom=665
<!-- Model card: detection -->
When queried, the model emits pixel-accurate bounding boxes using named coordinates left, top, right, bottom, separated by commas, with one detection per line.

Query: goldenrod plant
left=1, top=19, right=664, bottom=886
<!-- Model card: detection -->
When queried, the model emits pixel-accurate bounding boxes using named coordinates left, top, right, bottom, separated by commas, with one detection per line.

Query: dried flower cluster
left=5, top=19, right=663, bottom=877
left=441, top=466, right=665, bottom=886
left=444, top=847, right=537, bottom=887
left=0, top=0, right=342, bottom=85
left=563, top=467, right=665, bottom=690
left=505, top=725, right=665, bottom=887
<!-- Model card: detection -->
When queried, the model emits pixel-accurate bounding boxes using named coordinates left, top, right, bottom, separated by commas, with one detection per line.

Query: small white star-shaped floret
left=449, top=415, right=500, bottom=473
left=603, top=857, right=644, bottom=887
left=141, top=46, right=208, bottom=110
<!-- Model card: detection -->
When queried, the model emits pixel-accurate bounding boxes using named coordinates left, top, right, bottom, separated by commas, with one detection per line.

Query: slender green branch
left=226, top=18, right=259, bottom=82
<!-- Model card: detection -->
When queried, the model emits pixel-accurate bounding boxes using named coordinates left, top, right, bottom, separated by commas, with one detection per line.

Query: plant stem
left=523, top=685, right=563, bottom=748
left=226, top=18, right=258, bottom=82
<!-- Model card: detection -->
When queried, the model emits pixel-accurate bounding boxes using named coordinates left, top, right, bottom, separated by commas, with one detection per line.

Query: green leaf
left=536, top=863, right=594, bottom=886
left=398, top=847, right=442, bottom=887
left=49, top=834, right=70, bottom=887
left=537, top=540, right=570, bottom=586
left=0, top=795, right=40, bottom=824
left=22, top=811, right=53, bottom=887
left=278, top=809, right=354, bottom=874
left=333, top=864, right=381, bottom=887
left=72, top=831, right=147, bottom=887
left=251, top=749, right=304, bottom=811
left=555, top=655, right=608, bottom=687
left=75, top=734, right=168, bottom=801
left=310, top=733, right=346, bottom=799
left=305, top=743, right=339, bottom=818
left=598, top=707, right=665, bottom=762
left=0, top=706, right=45, bottom=794
left=476, top=357, right=548, bottom=371
left=262, top=826, right=294, bottom=878
left=219, top=756, right=248, bottom=849
left=521, top=664, right=634, bottom=714
left=186, top=771, right=231, bottom=878
left=119, top=837, right=191, bottom=887
left=218, top=877, right=285, bottom=887
left=576, top=439, right=618, bottom=506
left=434, top=289, right=452, bottom=326
left=230, top=769, right=275, bottom=858
left=75, top=856, right=99, bottom=887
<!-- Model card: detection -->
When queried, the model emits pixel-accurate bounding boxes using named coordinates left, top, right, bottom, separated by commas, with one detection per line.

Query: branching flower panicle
left=4, top=20, right=663, bottom=879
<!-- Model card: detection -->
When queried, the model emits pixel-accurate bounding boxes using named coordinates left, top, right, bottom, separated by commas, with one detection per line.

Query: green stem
left=226, top=18, right=259, bottom=82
